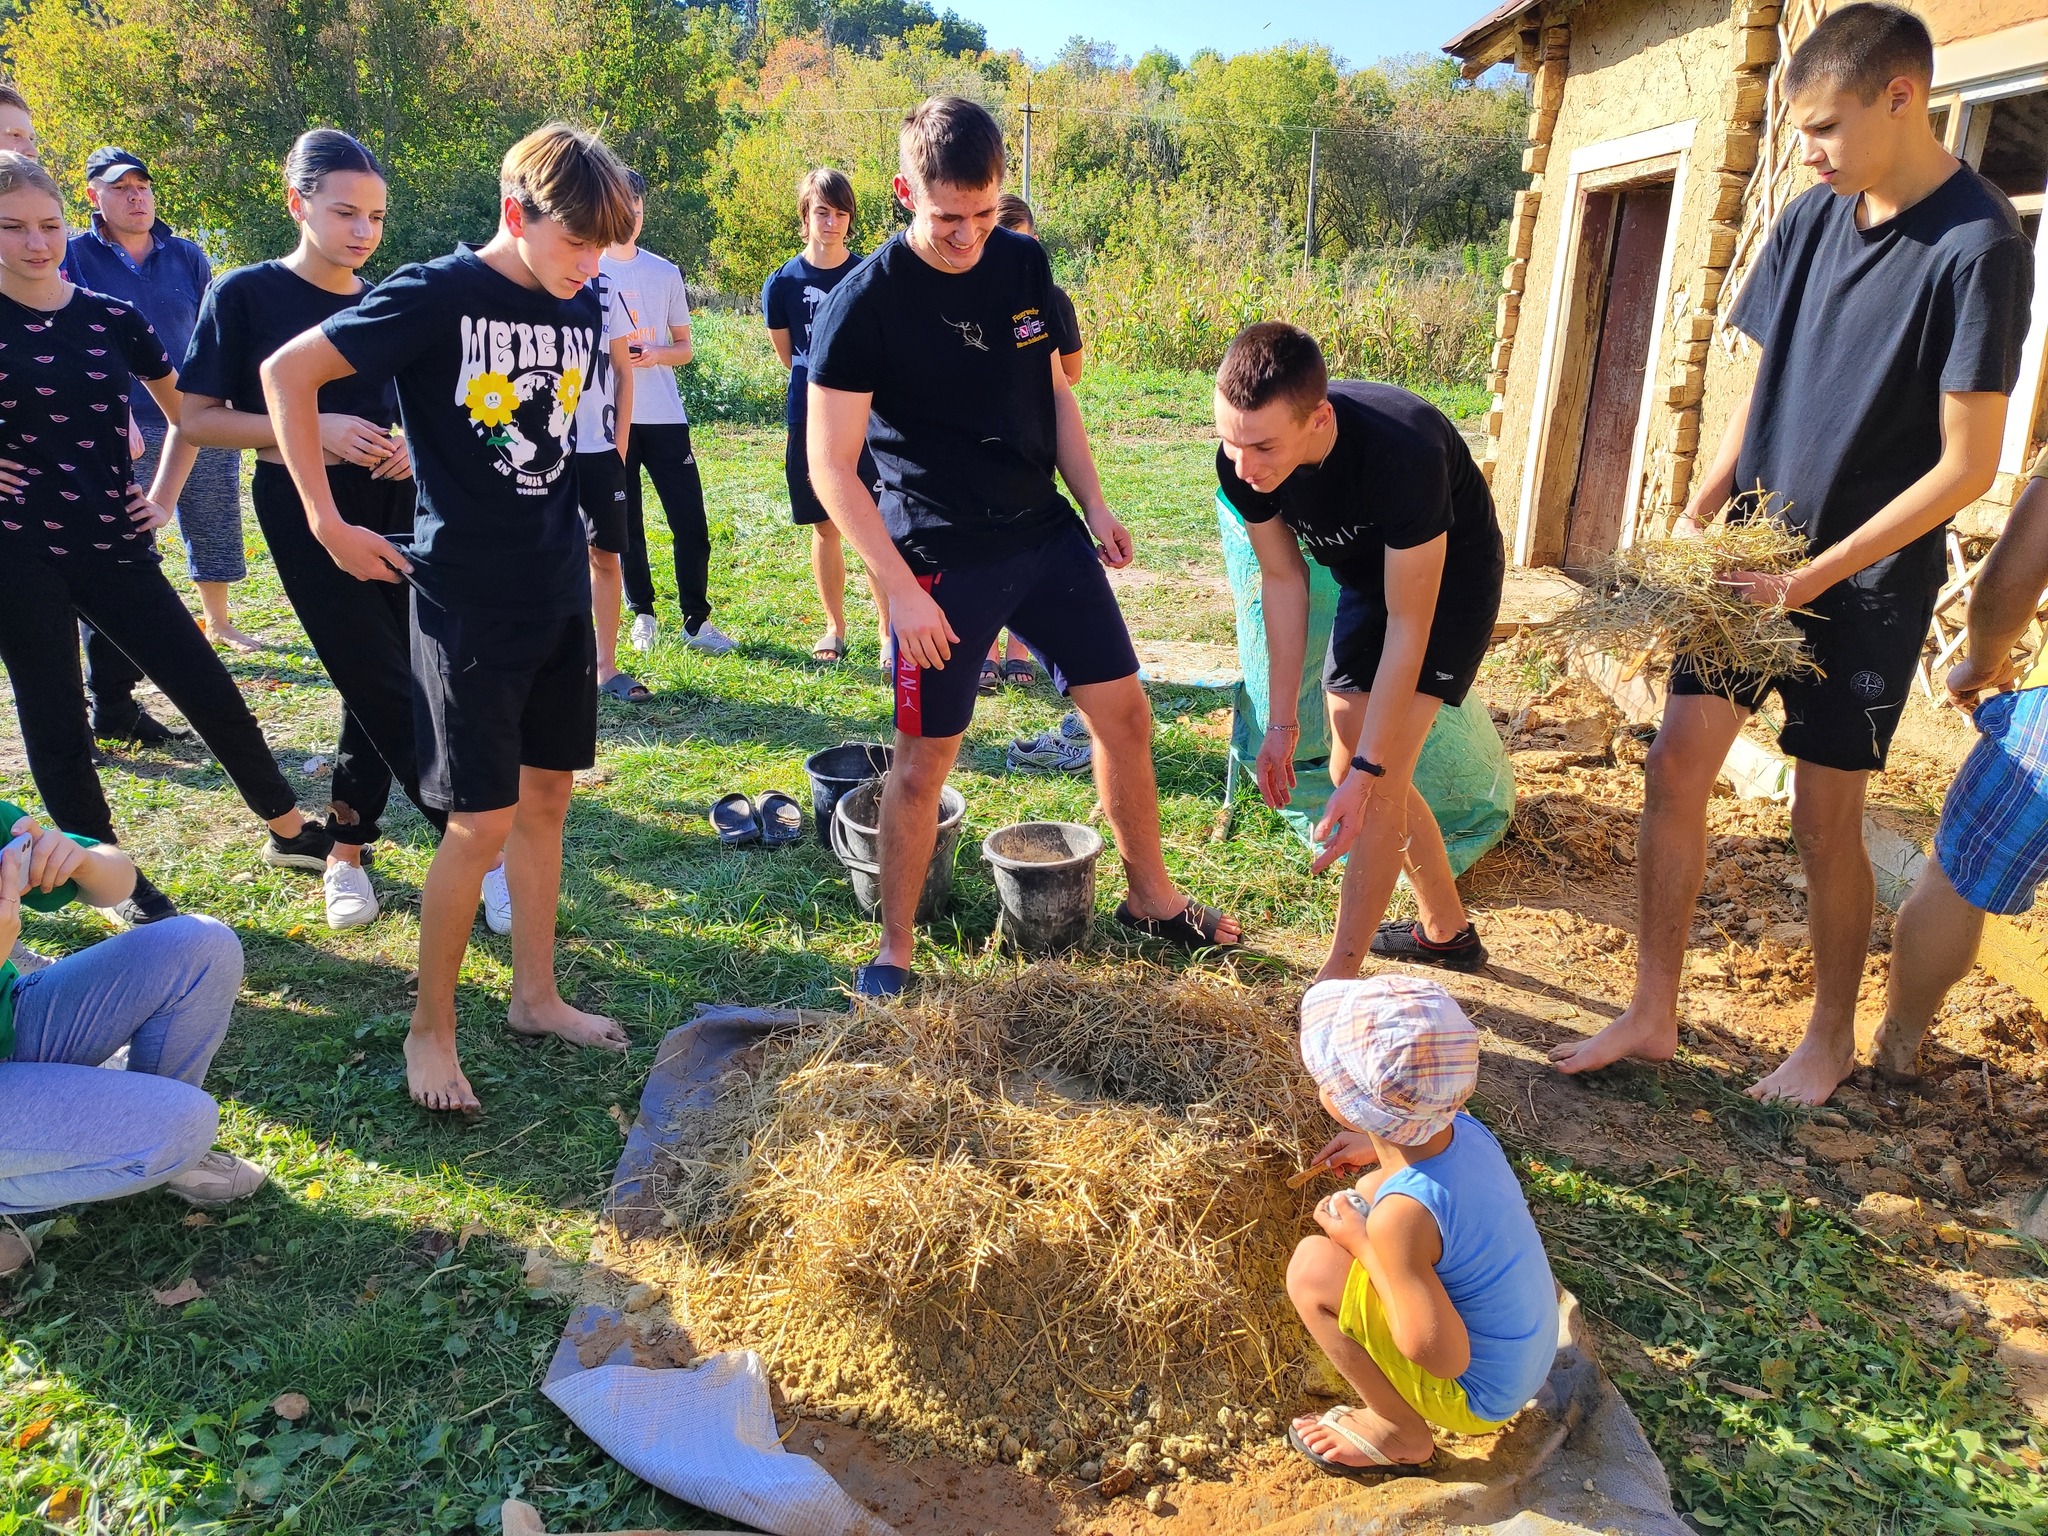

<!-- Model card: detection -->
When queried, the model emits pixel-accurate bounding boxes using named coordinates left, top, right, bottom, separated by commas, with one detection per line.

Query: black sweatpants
left=251, top=460, right=446, bottom=847
left=621, top=422, right=710, bottom=628
left=0, top=549, right=298, bottom=845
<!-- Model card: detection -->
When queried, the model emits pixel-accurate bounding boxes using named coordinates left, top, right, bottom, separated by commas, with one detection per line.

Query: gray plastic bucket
left=982, top=821, right=1102, bottom=954
left=829, top=776, right=966, bottom=923
left=804, top=742, right=894, bottom=847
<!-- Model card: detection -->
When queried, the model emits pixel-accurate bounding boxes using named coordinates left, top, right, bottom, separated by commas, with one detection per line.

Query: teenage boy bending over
left=1214, top=324, right=1505, bottom=983
left=265, top=125, right=637, bottom=1111
left=807, top=96, right=1241, bottom=996
left=1551, top=3, right=2034, bottom=1104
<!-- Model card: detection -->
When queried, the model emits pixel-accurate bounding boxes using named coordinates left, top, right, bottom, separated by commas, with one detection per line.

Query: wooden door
left=1564, top=181, right=1673, bottom=574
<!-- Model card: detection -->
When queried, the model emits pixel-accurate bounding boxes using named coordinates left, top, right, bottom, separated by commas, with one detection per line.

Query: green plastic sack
left=1216, top=490, right=1514, bottom=874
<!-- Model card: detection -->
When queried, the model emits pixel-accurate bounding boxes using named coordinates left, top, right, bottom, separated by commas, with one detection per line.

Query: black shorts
left=893, top=519, right=1140, bottom=739
left=577, top=450, right=629, bottom=554
left=1668, top=582, right=1934, bottom=772
left=411, top=597, right=598, bottom=813
left=1324, top=556, right=1503, bottom=706
left=785, top=426, right=880, bottom=526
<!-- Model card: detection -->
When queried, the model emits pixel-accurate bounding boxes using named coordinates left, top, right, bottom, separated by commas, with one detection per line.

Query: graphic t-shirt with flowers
left=0, top=287, right=171, bottom=565
left=322, top=245, right=600, bottom=617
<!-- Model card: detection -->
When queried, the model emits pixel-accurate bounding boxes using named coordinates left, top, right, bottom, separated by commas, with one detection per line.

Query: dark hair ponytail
left=284, top=128, right=383, bottom=197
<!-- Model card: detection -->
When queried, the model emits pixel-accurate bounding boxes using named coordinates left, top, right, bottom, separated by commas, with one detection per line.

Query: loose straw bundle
left=643, top=965, right=1327, bottom=1470
left=1542, top=511, right=1820, bottom=692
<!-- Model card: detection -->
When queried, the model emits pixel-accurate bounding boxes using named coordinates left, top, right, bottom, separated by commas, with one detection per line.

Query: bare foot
left=1868, top=1016, right=1926, bottom=1083
left=1290, top=1408, right=1433, bottom=1469
left=204, top=621, right=261, bottom=654
left=1747, top=1031, right=1857, bottom=1106
left=404, top=1028, right=481, bottom=1113
left=508, top=996, right=628, bottom=1052
left=1549, top=1007, right=1677, bottom=1075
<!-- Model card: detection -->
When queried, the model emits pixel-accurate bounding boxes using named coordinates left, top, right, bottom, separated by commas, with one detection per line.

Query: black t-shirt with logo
left=0, top=287, right=171, bottom=565
left=181, top=259, right=397, bottom=426
left=806, top=226, right=1079, bottom=571
left=1729, top=167, right=2034, bottom=597
left=322, top=246, right=599, bottom=616
left=1216, top=380, right=1503, bottom=595
left=761, top=251, right=863, bottom=428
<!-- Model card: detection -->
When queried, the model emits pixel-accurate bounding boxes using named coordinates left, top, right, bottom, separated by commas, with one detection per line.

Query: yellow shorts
left=1338, top=1261, right=1506, bottom=1437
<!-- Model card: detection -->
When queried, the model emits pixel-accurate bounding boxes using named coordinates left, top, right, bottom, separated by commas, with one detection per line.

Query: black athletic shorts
left=411, top=596, right=598, bottom=813
left=893, top=519, right=1140, bottom=739
left=576, top=449, right=629, bottom=554
left=1668, top=581, right=1934, bottom=772
left=785, top=426, right=880, bottom=527
left=1325, top=554, right=1504, bottom=706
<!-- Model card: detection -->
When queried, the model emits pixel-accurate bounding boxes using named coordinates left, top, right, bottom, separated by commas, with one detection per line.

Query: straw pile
left=1541, top=514, right=1820, bottom=692
left=639, top=964, right=1327, bottom=1476
left=1507, top=790, right=1639, bottom=873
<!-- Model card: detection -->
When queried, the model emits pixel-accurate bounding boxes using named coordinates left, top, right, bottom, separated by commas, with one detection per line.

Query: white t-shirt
left=572, top=268, right=631, bottom=451
left=599, top=247, right=692, bottom=426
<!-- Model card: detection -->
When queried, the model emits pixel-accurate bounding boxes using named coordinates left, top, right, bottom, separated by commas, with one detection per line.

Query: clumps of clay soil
left=636, top=964, right=1325, bottom=1477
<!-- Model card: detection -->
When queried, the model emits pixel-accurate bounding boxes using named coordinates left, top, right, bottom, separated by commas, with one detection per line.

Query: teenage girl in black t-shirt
left=0, top=151, right=332, bottom=917
left=180, top=130, right=444, bottom=933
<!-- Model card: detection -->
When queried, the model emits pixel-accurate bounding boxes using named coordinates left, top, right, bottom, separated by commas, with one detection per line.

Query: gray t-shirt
left=599, top=248, right=691, bottom=426
left=572, top=267, right=632, bottom=452
left=1728, top=165, right=2033, bottom=596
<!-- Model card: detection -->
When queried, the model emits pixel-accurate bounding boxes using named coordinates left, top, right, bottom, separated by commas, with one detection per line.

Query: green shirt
left=0, top=801, right=98, bottom=1060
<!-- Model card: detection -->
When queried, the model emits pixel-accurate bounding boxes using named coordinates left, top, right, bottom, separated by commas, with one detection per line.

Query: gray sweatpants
left=0, top=914, right=242, bottom=1217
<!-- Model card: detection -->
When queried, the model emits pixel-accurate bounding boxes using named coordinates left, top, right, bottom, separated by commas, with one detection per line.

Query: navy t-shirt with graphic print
left=322, top=246, right=600, bottom=617
left=761, top=251, right=863, bottom=428
left=805, top=226, right=1080, bottom=572
left=0, top=287, right=170, bottom=565
left=1728, top=166, right=2034, bottom=598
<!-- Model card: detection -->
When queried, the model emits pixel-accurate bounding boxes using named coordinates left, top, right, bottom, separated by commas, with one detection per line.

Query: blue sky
left=936, top=0, right=1485, bottom=72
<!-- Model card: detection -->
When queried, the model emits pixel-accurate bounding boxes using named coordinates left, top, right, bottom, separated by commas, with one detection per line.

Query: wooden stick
left=1286, top=1158, right=1333, bottom=1190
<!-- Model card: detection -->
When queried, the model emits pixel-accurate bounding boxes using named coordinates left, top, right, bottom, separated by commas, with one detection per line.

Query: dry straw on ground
left=638, top=964, right=1327, bottom=1475
left=1540, top=514, right=1819, bottom=692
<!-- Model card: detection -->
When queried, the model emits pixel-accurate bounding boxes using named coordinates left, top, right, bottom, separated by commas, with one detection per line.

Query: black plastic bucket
left=830, top=776, right=966, bottom=924
left=982, top=821, right=1103, bottom=954
left=804, top=742, right=893, bottom=847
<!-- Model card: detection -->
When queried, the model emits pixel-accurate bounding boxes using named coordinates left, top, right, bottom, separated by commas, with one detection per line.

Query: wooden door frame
left=1513, top=119, right=1695, bottom=569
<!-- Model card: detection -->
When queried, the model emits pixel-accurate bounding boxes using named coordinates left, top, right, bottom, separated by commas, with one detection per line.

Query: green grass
left=3, top=361, right=2042, bottom=1535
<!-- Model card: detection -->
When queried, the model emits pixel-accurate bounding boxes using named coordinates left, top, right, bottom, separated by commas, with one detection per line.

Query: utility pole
left=1304, top=127, right=1320, bottom=265
left=1020, top=77, right=1035, bottom=204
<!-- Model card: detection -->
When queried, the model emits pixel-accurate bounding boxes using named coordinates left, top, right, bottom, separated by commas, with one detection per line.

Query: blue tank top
left=1371, top=1112, right=1557, bottom=1422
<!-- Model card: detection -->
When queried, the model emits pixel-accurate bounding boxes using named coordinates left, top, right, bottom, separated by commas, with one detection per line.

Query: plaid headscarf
left=1299, top=975, right=1478, bottom=1145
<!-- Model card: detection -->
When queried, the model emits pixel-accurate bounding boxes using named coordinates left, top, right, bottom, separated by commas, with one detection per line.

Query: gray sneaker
left=1008, top=730, right=1093, bottom=774
left=1054, top=709, right=1090, bottom=743
left=682, top=621, right=736, bottom=655
left=163, top=1150, right=268, bottom=1209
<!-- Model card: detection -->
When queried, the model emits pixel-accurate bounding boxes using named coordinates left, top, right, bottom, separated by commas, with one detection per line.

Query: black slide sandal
left=1115, top=898, right=1239, bottom=950
left=756, top=791, right=804, bottom=848
left=709, top=793, right=761, bottom=846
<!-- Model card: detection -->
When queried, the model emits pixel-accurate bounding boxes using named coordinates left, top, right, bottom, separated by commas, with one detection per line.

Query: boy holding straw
left=1287, top=975, right=1556, bottom=1474
left=1553, top=3, right=2034, bottom=1104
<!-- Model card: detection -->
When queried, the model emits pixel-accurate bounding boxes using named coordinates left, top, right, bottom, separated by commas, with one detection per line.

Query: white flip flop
left=1286, top=1406, right=1431, bottom=1478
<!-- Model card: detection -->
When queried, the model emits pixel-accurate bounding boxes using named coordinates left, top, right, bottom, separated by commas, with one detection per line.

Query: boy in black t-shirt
left=807, top=96, right=1241, bottom=995
left=263, top=124, right=639, bottom=1113
left=1214, top=324, right=1506, bottom=984
left=1552, top=4, right=2035, bottom=1105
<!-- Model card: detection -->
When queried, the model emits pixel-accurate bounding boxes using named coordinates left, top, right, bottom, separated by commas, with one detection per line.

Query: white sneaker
left=629, top=614, right=658, bottom=653
left=163, top=1150, right=268, bottom=1208
left=682, top=620, right=736, bottom=655
left=323, top=861, right=379, bottom=930
left=1007, top=730, right=1094, bottom=774
left=482, top=864, right=513, bottom=935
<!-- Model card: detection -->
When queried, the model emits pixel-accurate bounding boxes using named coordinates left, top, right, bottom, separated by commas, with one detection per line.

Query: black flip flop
left=1114, top=898, right=1240, bottom=951
left=1001, top=658, right=1039, bottom=686
left=978, top=659, right=1001, bottom=694
left=709, top=793, right=760, bottom=846
left=756, top=790, right=804, bottom=848
left=853, top=962, right=909, bottom=998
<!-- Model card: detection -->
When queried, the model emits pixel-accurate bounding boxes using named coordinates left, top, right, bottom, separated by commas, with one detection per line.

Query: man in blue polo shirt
left=65, top=146, right=251, bottom=740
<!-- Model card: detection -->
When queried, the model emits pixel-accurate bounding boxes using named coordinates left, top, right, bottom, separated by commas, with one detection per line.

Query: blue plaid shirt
left=63, top=215, right=211, bottom=432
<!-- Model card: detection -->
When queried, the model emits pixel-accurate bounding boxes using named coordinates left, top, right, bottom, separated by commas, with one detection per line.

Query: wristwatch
left=1350, top=756, right=1386, bottom=778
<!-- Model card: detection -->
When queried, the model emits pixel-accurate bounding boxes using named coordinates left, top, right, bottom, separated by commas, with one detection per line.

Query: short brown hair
left=899, top=96, right=1004, bottom=191
left=0, top=84, right=27, bottom=117
left=798, top=166, right=856, bottom=225
left=995, top=193, right=1035, bottom=234
left=1217, top=323, right=1328, bottom=419
left=500, top=123, right=636, bottom=247
left=1784, top=3, right=1933, bottom=104
left=0, top=150, right=60, bottom=208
